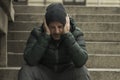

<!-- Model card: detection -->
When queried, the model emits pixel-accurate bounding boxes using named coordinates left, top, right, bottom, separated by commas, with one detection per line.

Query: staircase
left=1, top=2, right=120, bottom=80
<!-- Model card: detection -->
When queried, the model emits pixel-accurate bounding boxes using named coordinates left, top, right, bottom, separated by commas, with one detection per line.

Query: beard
left=51, top=34, right=61, bottom=40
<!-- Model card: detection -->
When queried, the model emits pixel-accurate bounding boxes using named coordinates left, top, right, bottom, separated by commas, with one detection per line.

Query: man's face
left=48, top=21, right=64, bottom=40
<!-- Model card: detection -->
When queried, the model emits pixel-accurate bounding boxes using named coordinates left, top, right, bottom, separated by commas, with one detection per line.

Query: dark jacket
left=24, top=18, right=88, bottom=72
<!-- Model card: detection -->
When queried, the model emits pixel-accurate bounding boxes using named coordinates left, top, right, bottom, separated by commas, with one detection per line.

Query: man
left=18, top=3, right=90, bottom=80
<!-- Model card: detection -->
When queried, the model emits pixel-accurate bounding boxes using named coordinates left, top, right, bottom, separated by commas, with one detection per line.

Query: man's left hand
left=63, top=15, right=70, bottom=34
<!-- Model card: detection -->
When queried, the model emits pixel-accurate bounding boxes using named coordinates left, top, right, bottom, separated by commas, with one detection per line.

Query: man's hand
left=63, top=15, right=70, bottom=34
left=43, top=17, right=50, bottom=35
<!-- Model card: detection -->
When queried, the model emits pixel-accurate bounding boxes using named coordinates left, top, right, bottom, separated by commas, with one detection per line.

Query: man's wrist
left=61, top=32, right=75, bottom=47
left=61, top=32, right=72, bottom=38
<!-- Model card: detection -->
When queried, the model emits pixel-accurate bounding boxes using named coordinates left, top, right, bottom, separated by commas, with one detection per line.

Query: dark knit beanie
left=45, top=3, right=67, bottom=26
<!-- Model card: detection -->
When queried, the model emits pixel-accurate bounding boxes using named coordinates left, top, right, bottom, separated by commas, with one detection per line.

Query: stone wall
left=27, top=0, right=120, bottom=6
left=0, top=7, right=8, bottom=67
left=0, top=7, right=8, bottom=34
left=87, top=0, right=120, bottom=6
left=0, top=0, right=14, bottom=67
left=28, top=0, right=63, bottom=6
left=0, top=0, right=15, bottom=21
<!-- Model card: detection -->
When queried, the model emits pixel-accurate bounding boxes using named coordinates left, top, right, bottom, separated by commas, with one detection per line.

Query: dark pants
left=18, top=64, right=90, bottom=80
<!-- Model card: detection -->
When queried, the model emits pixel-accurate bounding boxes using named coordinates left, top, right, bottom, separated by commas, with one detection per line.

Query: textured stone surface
left=89, top=68, right=120, bottom=80
left=87, top=54, right=120, bottom=68
left=0, top=35, right=7, bottom=67
left=14, top=5, right=120, bottom=14
left=0, top=0, right=15, bottom=21
left=0, top=68, right=19, bottom=80
left=8, top=22, right=120, bottom=32
left=0, top=7, right=8, bottom=67
left=14, top=14, right=120, bottom=22
left=8, top=53, right=120, bottom=68
left=8, top=31, right=120, bottom=42
left=86, top=42, right=120, bottom=54
left=0, top=7, right=8, bottom=34
left=8, top=41, right=120, bottom=54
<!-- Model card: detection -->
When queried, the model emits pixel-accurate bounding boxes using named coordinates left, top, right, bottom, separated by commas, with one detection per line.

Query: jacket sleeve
left=61, top=28, right=88, bottom=67
left=24, top=27, right=50, bottom=66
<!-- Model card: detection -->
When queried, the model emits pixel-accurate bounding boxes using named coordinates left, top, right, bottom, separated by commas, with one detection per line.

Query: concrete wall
left=0, top=0, right=15, bottom=21
left=0, top=0, right=14, bottom=67
left=28, top=0, right=63, bottom=6
left=87, top=0, right=120, bottom=6
left=27, top=0, right=120, bottom=6
left=0, top=7, right=8, bottom=67
left=0, top=7, right=8, bottom=34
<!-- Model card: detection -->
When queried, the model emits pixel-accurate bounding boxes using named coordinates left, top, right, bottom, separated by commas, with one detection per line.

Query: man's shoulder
left=72, top=27, right=84, bottom=37
left=31, top=26, right=43, bottom=36
left=32, top=26, right=43, bottom=32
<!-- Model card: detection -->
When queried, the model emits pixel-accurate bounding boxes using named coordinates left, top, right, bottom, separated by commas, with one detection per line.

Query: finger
left=66, top=15, right=70, bottom=30
left=66, top=14, right=69, bottom=23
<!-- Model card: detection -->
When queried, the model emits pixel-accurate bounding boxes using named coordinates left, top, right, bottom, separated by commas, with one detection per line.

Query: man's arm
left=24, top=27, right=50, bottom=66
left=24, top=18, right=51, bottom=66
left=62, top=28, right=88, bottom=67
left=62, top=16, right=88, bottom=67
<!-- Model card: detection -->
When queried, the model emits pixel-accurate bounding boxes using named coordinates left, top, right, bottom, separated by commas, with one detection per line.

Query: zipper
left=54, top=42, right=60, bottom=72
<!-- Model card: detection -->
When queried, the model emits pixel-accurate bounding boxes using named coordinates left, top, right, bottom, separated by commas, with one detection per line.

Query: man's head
left=45, top=3, right=67, bottom=40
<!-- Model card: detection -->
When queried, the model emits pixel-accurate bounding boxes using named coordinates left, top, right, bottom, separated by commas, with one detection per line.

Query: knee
left=18, top=65, right=31, bottom=77
left=19, top=64, right=40, bottom=74
left=18, top=65, right=39, bottom=80
left=74, top=66, right=91, bottom=80
left=19, top=65, right=32, bottom=73
left=18, top=64, right=46, bottom=75
left=75, top=66, right=89, bottom=75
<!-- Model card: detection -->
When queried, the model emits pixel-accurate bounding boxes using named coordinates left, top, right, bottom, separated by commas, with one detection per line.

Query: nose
left=55, top=28, right=60, bottom=34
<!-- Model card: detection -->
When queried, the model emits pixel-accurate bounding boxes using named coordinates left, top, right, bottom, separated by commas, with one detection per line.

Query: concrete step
left=8, top=21, right=41, bottom=31
left=84, top=32, right=120, bottom=42
left=87, top=54, right=120, bottom=68
left=8, top=53, right=24, bottom=67
left=7, top=41, right=120, bottom=54
left=89, top=68, right=120, bottom=80
left=8, top=31, right=120, bottom=42
left=0, top=67, right=19, bottom=80
left=14, top=5, right=120, bottom=14
left=87, top=42, right=120, bottom=54
left=8, top=53, right=120, bottom=68
left=0, top=67, right=120, bottom=80
left=14, top=14, right=120, bottom=22
left=8, top=22, right=120, bottom=32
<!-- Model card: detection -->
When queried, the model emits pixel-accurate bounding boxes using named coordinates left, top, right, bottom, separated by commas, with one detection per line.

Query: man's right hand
left=43, top=18, right=50, bottom=35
